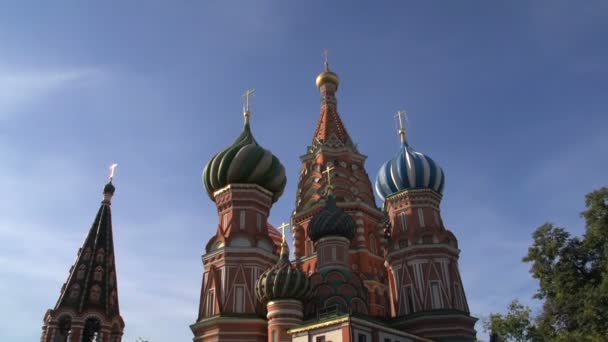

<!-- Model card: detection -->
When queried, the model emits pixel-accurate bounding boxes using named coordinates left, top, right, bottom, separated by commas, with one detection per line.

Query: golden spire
left=395, top=110, right=408, bottom=144
left=242, top=89, right=256, bottom=124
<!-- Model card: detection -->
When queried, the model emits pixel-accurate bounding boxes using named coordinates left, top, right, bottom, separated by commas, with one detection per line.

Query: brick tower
left=191, top=98, right=287, bottom=341
left=375, top=116, right=477, bottom=340
left=41, top=176, right=124, bottom=342
left=291, top=59, right=389, bottom=317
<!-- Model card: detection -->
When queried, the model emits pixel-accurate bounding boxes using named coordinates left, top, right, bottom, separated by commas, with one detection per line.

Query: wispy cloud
left=0, top=65, right=104, bottom=117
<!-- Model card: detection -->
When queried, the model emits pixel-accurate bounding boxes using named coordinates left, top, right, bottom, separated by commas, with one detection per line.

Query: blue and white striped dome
left=375, top=140, right=445, bottom=201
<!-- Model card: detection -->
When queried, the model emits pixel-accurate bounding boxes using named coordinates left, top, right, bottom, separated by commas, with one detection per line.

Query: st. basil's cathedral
left=40, top=59, right=478, bottom=342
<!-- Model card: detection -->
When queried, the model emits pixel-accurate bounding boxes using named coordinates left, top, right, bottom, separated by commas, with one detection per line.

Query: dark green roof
left=308, top=194, right=356, bottom=242
left=203, top=122, right=287, bottom=203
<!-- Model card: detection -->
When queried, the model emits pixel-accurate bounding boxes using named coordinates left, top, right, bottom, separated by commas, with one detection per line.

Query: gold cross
left=242, top=89, right=256, bottom=123
left=395, top=110, right=408, bottom=143
left=109, top=163, right=118, bottom=181
left=323, top=49, right=330, bottom=71
left=277, top=222, right=290, bottom=242
left=322, top=164, right=335, bottom=187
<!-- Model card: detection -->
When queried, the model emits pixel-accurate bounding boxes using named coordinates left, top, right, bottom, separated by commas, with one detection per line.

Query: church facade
left=41, top=61, right=476, bottom=342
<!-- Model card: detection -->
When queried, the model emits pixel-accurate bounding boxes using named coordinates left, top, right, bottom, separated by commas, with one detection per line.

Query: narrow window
left=77, top=265, right=86, bottom=280
left=316, top=337, right=326, bottom=342
left=431, top=282, right=442, bottom=309
left=223, top=214, right=228, bottom=229
left=206, top=289, right=215, bottom=316
left=95, top=249, right=105, bottom=263
left=256, top=213, right=262, bottom=232
left=402, top=285, right=415, bottom=314
left=369, top=234, right=377, bottom=255
left=385, top=339, right=391, bottom=342
left=399, top=212, right=407, bottom=232
left=306, top=239, right=314, bottom=256
left=358, top=334, right=367, bottom=342
left=239, top=211, right=246, bottom=230
left=90, top=285, right=101, bottom=302
left=235, top=286, right=245, bottom=313
left=94, top=266, right=103, bottom=281
left=331, top=246, right=337, bottom=261
left=417, top=208, right=425, bottom=228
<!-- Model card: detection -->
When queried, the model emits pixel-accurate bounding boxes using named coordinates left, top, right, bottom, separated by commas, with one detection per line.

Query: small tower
left=375, top=114, right=477, bottom=340
left=305, top=189, right=369, bottom=317
left=256, top=232, right=310, bottom=342
left=292, top=54, right=388, bottom=317
left=192, top=92, right=288, bottom=342
left=41, top=174, right=124, bottom=342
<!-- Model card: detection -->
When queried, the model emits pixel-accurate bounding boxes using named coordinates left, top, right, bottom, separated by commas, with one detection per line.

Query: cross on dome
left=242, top=89, right=256, bottom=123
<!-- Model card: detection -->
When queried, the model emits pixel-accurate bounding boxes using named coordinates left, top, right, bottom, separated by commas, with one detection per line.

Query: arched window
left=56, top=315, right=72, bottom=342
left=417, top=209, right=425, bottom=228
left=239, top=211, right=246, bottom=230
left=206, top=289, right=215, bottom=316
left=369, top=234, right=377, bottom=255
left=306, top=239, right=314, bottom=256
left=82, top=248, right=92, bottom=261
left=90, top=285, right=102, bottom=302
left=399, top=212, right=408, bottom=232
left=95, top=249, right=105, bottom=263
left=256, top=213, right=263, bottom=232
left=69, top=284, right=80, bottom=299
left=109, top=291, right=117, bottom=307
left=223, top=213, right=229, bottom=229
left=94, top=266, right=103, bottom=281
left=76, top=265, right=86, bottom=280
left=82, top=317, right=101, bottom=342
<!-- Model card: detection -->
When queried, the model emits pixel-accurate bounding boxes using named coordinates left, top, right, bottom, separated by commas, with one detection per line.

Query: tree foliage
left=485, top=187, right=608, bottom=341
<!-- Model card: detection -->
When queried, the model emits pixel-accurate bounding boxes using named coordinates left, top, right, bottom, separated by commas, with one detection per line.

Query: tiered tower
left=41, top=178, right=124, bottom=342
left=305, top=189, right=370, bottom=317
left=191, top=96, right=288, bottom=342
left=291, top=59, right=388, bottom=317
left=375, top=117, right=477, bottom=340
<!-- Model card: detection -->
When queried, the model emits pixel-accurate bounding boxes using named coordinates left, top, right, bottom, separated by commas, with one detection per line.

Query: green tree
left=486, top=187, right=608, bottom=341
left=483, top=300, right=538, bottom=342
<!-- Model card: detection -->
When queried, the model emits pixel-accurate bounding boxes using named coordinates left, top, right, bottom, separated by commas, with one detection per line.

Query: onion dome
left=375, top=137, right=445, bottom=202
left=308, top=194, right=356, bottom=242
left=256, top=241, right=310, bottom=304
left=315, top=55, right=340, bottom=89
left=202, top=120, right=287, bottom=203
left=103, top=181, right=115, bottom=195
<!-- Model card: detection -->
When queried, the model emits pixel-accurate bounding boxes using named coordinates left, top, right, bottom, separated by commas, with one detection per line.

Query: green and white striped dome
left=203, top=121, right=287, bottom=203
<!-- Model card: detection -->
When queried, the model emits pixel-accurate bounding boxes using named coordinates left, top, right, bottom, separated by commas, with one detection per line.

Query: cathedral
left=41, top=60, right=477, bottom=342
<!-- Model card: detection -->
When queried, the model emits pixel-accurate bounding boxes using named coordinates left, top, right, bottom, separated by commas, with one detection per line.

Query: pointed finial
left=323, top=49, right=330, bottom=71
left=103, top=163, right=117, bottom=201
left=395, top=110, right=408, bottom=144
left=242, top=89, right=256, bottom=124
left=322, top=164, right=336, bottom=195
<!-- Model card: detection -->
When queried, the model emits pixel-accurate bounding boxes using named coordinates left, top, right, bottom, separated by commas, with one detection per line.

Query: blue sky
left=1, top=1, right=607, bottom=341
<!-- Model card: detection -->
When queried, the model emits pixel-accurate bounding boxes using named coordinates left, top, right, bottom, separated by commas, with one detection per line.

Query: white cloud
left=0, top=65, right=104, bottom=117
